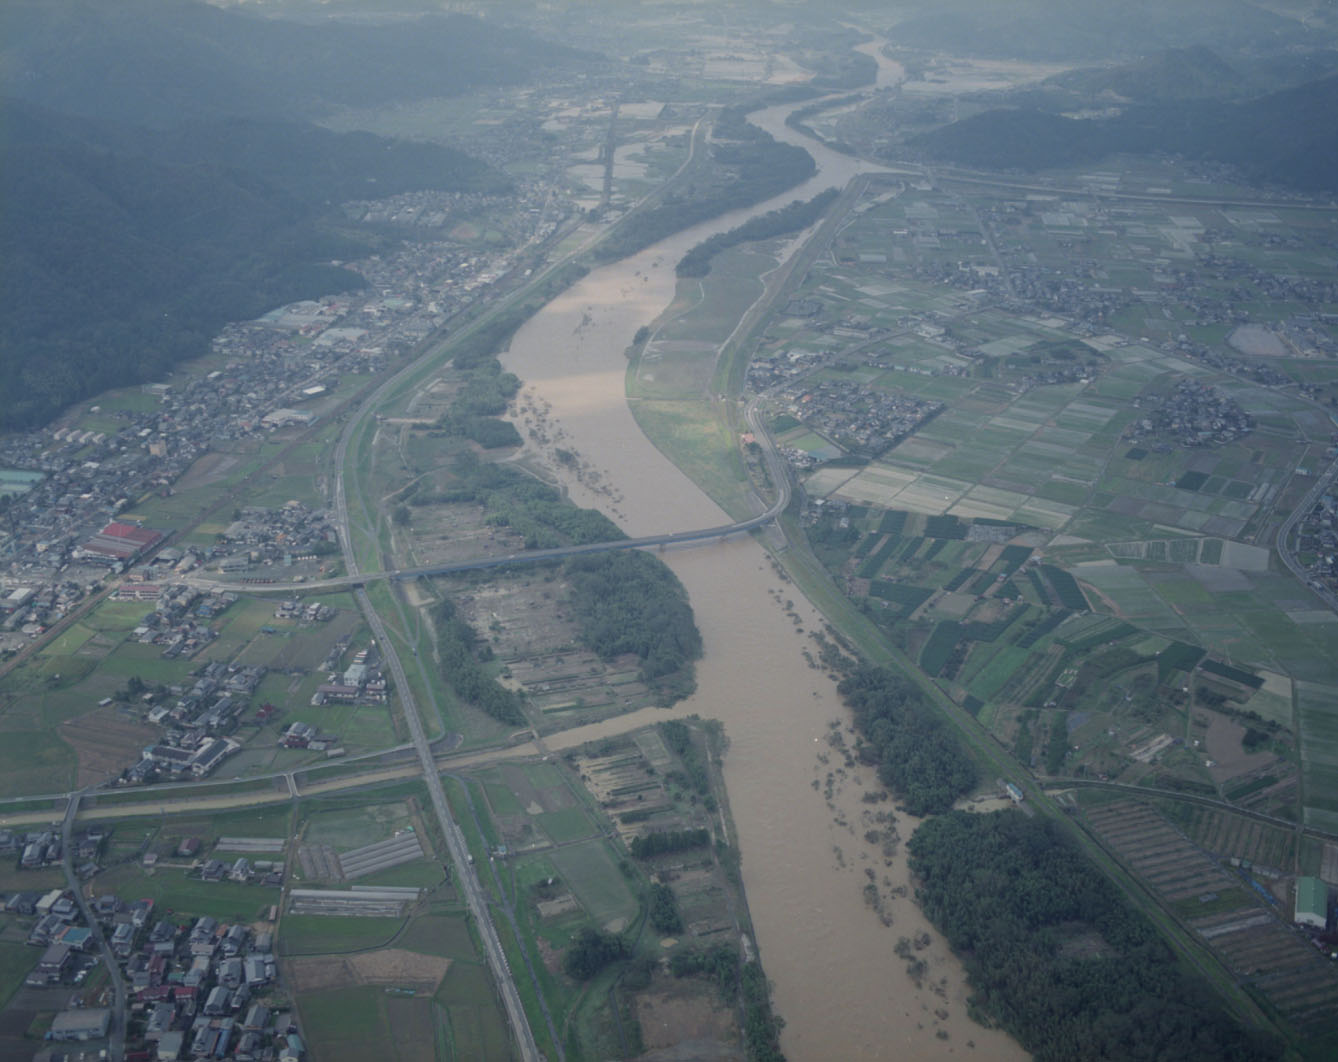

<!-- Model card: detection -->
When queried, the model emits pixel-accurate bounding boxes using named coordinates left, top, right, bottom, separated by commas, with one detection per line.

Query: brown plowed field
left=288, top=949, right=449, bottom=994
left=61, top=707, right=158, bottom=787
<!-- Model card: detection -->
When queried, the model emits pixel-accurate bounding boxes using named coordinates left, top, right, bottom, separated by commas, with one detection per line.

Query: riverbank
left=496, top=78, right=1025, bottom=1060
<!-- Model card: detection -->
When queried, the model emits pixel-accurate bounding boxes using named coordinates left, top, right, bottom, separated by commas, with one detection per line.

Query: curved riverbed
left=498, top=58, right=1025, bottom=1062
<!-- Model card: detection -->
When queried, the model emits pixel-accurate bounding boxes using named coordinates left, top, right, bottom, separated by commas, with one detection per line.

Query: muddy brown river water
left=498, top=59, right=1026, bottom=1062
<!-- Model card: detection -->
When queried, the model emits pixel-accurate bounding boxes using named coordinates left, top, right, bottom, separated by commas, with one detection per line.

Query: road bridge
left=193, top=471, right=790, bottom=597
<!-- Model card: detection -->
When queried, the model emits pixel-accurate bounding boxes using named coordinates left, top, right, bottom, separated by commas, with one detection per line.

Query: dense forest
left=0, top=0, right=578, bottom=430
left=677, top=190, right=839, bottom=278
left=593, top=109, right=816, bottom=264
left=659, top=719, right=712, bottom=802
left=908, top=811, right=1283, bottom=1061
left=838, top=664, right=977, bottom=815
left=647, top=883, right=684, bottom=935
left=912, top=73, right=1338, bottom=196
left=564, top=551, right=703, bottom=701
left=434, top=356, right=524, bottom=450
left=1042, top=46, right=1248, bottom=102
left=0, top=102, right=513, bottom=430
left=563, top=928, right=628, bottom=982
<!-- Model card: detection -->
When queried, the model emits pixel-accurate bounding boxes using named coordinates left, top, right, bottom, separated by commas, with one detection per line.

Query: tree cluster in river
left=838, top=664, right=978, bottom=815
left=676, top=189, right=839, bottom=279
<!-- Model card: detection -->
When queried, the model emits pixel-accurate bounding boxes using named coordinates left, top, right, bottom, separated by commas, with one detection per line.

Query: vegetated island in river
left=593, top=105, right=817, bottom=265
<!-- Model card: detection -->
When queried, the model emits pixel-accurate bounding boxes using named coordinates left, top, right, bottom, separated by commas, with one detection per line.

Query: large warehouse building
left=1294, top=876, right=1329, bottom=929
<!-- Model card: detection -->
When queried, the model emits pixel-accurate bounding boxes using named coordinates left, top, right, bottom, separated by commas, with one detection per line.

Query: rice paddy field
left=742, top=175, right=1338, bottom=827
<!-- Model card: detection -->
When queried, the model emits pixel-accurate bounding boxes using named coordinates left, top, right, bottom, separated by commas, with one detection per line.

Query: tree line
left=629, top=828, right=710, bottom=859
left=418, top=451, right=622, bottom=550
left=564, top=552, right=703, bottom=702
left=592, top=109, right=815, bottom=265
left=676, top=189, right=839, bottom=278
left=837, top=664, right=977, bottom=815
left=907, top=811, right=1282, bottom=1062
left=430, top=597, right=525, bottom=726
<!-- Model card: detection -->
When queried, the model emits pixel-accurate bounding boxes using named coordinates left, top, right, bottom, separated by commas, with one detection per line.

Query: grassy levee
left=627, top=399, right=754, bottom=520
left=625, top=177, right=852, bottom=524
left=88, top=776, right=279, bottom=807
left=710, top=175, right=864, bottom=402
left=492, top=907, right=561, bottom=1062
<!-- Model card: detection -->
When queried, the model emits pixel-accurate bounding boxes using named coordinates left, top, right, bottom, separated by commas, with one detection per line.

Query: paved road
left=1045, top=778, right=1338, bottom=841
left=61, top=789, right=126, bottom=1062
left=189, top=487, right=789, bottom=598
left=353, top=586, right=542, bottom=1061
left=1274, top=456, right=1338, bottom=612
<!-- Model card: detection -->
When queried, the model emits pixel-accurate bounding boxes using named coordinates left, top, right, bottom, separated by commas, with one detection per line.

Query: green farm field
left=281, top=915, right=406, bottom=957
left=720, top=173, right=1338, bottom=832
left=96, top=863, right=279, bottom=923
left=548, top=839, right=639, bottom=929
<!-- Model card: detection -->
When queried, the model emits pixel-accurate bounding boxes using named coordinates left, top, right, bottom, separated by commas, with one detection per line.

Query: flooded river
left=498, top=50, right=1026, bottom=1062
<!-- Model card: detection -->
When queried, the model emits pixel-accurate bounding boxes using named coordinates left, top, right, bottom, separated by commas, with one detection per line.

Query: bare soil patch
left=405, top=501, right=526, bottom=568
left=348, top=948, right=448, bottom=988
left=288, top=949, right=449, bottom=994
left=1202, top=710, right=1275, bottom=784
left=176, top=451, right=243, bottom=491
left=445, top=570, right=657, bottom=725
left=636, top=976, right=741, bottom=1058
left=62, top=707, right=159, bottom=787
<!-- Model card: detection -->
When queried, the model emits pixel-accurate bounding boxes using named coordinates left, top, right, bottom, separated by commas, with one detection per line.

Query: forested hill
left=0, top=100, right=506, bottom=430
left=1, top=0, right=596, bottom=126
left=1042, top=46, right=1246, bottom=103
left=63, top=114, right=504, bottom=204
left=911, top=73, right=1338, bottom=196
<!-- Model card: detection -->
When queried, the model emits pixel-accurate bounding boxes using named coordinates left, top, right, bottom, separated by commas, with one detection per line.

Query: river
left=498, top=45, right=1026, bottom=1062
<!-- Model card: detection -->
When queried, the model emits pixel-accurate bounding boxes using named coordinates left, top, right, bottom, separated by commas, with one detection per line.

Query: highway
left=331, top=336, right=545, bottom=1059
left=353, top=585, right=544, bottom=1061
